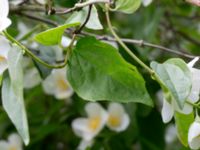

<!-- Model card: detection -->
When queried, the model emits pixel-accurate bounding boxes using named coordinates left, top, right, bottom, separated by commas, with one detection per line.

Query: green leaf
left=34, top=23, right=80, bottom=46
left=2, top=46, right=29, bottom=145
left=174, top=112, right=194, bottom=147
left=66, top=6, right=103, bottom=30
left=67, top=37, right=153, bottom=106
left=113, top=0, right=141, bottom=14
left=150, top=58, right=192, bottom=108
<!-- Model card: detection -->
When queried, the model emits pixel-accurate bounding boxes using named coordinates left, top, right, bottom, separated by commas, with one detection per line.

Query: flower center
left=108, top=115, right=121, bottom=127
left=57, top=78, right=69, bottom=91
left=88, top=117, right=101, bottom=131
left=0, top=56, right=6, bottom=62
left=9, top=146, right=17, bottom=150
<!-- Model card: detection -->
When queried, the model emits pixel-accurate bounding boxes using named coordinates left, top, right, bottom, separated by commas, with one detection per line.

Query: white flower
left=0, top=133, right=23, bottom=150
left=165, top=124, right=177, bottom=144
left=72, top=103, right=108, bottom=141
left=161, top=57, right=200, bottom=123
left=106, top=103, right=130, bottom=132
left=0, top=36, right=11, bottom=75
left=188, top=117, right=200, bottom=150
left=142, top=0, right=153, bottom=7
left=42, top=68, right=74, bottom=99
left=61, top=36, right=72, bottom=48
left=0, top=0, right=11, bottom=31
left=77, top=139, right=93, bottom=150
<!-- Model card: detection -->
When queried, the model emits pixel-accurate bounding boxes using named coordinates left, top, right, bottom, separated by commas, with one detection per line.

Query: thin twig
left=55, top=0, right=109, bottom=15
left=15, top=12, right=198, bottom=59
left=75, top=5, right=93, bottom=34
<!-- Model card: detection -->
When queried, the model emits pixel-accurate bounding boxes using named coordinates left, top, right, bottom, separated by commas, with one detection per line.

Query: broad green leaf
left=175, top=112, right=194, bottom=147
left=2, top=46, right=29, bottom=145
left=34, top=23, right=80, bottom=46
left=66, top=6, right=103, bottom=30
left=150, top=58, right=192, bottom=108
left=67, top=37, right=153, bottom=106
left=113, top=0, right=141, bottom=14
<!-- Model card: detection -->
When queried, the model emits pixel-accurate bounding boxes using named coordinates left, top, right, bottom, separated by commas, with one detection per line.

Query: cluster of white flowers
left=72, top=102, right=130, bottom=150
left=0, top=133, right=23, bottom=150
left=159, top=57, right=200, bottom=149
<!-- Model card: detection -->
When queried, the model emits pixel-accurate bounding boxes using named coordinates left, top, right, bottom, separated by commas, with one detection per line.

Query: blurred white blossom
left=0, top=133, right=23, bottom=150
left=42, top=68, right=74, bottom=99
left=0, top=36, right=11, bottom=75
left=161, top=57, right=200, bottom=123
left=72, top=103, right=107, bottom=141
left=142, top=0, right=153, bottom=7
left=106, top=103, right=130, bottom=132
left=0, top=0, right=11, bottom=31
left=165, top=124, right=177, bottom=144
left=188, top=116, right=200, bottom=149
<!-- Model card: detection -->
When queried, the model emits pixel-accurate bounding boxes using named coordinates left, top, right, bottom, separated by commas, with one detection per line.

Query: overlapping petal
left=106, top=103, right=130, bottom=132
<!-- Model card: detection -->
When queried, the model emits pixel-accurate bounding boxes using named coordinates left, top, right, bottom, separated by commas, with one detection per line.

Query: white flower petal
left=0, top=59, right=8, bottom=75
left=188, top=68, right=200, bottom=103
left=53, top=68, right=74, bottom=99
left=161, top=99, right=174, bottom=123
left=142, top=0, right=153, bottom=6
left=0, top=141, right=9, bottom=149
left=24, top=68, right=41, bottom=89
left=188, top=57, right=199, bottom=68
left=42, top=73, right=55, bottom=95
left=0, top=0, right=9, bottom=18
left=180, top=103, right=193, bottom=114
left=165, top=124, right=177, bottom=144
left=85, top=102, right=107, bottom=133
left=77, top=139, right=93, bottom=150
left=0, top=18, right=11, bottom=32
left=107, top=103, right=130, bottom=132
left=72, top=118, right=96, bottom=141
left=8, top=133, right=22, bottom=149
left=61, top=36, right=71, bottom=48
left=0, top=35, right=10, bottom=58
left=188, top=121, right=200, bottom=150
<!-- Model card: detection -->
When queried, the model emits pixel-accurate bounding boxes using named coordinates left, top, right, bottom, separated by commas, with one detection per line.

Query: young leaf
left=34, top=23, right=80, bottom=46
left=67, top=37, right=153, bottom=106
left=175, top=112, right=194, bottom=147
left=2, top=46, right=29, bottom=145
left=66, top=6, right=103, bottom=30
left=151, top=58, right=192, bottom=108
left=113, top=0, right=141, bottom=14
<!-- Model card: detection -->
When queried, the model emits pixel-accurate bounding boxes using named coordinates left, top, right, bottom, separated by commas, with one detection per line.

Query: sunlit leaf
left=34, top=23, right=80, bottom=46
left=151, top=58, right=192, bottom=108
left=2, top=46, right=29, bottom=145
left=175, top=112, right=194, bottom=147
left=113, top=0, right=141, bottom=14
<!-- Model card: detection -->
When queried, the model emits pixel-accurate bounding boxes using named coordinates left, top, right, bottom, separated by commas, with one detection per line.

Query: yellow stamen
left=88, top=117, right=101, bottom=131
left=0, top=56, right=6, bottom=61
left=57, top=78, right=69, bottom=91
left=108, top=115, right=121, bottom=127
left=9, top=146, right=17, bottom=150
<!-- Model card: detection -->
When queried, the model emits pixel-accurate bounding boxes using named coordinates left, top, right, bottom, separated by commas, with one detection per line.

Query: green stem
left=186, top=101, right=200, bottom=109
left=105, top=4, right=153, bottom=74
left=3, top=31, right=75, bottom=69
